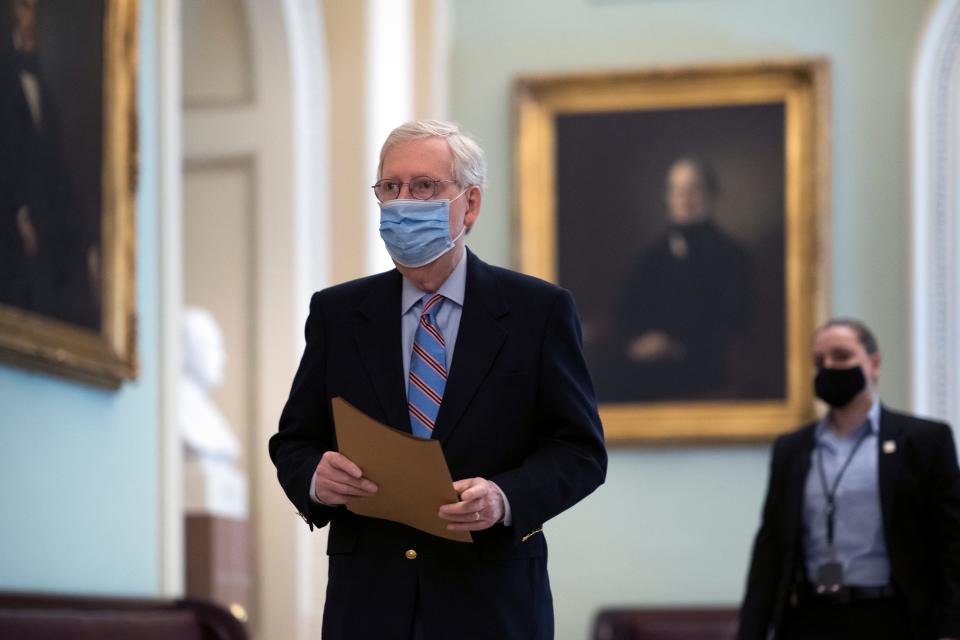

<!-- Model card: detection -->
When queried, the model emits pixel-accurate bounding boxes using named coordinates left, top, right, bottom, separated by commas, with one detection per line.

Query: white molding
left=175, top=0, right=331, bottom=631
left=288, top=0, right=332, bottom=299
left=433, top=0, right=450, bottom=119
left=286, top=0, right=332, bottom=635
left=366, top=0, right=414, bottom=275
left=413, top=0, right=450, bottom=120
left=181, top=0, right=256, bottom=109
left=157, top=0, right=184, bottom=597
left=912, top=0, right=960, bottom=432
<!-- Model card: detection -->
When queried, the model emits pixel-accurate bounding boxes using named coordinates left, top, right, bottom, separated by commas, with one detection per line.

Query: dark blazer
left=269, top=250, right=607, bottom=640
left=738, top=407, right=960, bottom=640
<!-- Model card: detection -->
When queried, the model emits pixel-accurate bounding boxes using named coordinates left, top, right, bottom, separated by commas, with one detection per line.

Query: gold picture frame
left=513, top=59, right=829, bottom=443
left=0, top=0, right=139, bottom=388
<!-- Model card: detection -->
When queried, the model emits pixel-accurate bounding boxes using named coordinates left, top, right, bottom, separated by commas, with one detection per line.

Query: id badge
left=814, top=561, right=843, bottom=594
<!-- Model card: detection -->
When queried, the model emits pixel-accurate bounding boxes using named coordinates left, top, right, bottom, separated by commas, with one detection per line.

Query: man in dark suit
left=269, top=120, right=607, bottom=639
left=738, top=318, right=960, bottom=640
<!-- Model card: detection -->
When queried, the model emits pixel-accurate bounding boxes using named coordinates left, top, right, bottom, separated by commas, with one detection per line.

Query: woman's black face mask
left=814, top=365, right=867, bottom=408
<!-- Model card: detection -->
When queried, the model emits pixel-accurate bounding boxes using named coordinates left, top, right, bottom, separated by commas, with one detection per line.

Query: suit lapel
left=432, top=251, right=508, bottom=445
left=878, top=406, right=905, bottom=536
left=784, top=425, right=816, bottom=560
left=354, top=270, right=411, bottom=433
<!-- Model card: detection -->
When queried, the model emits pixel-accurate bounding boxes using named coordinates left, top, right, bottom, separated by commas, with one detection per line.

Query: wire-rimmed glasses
left=372, top=176, right=457, bottom=202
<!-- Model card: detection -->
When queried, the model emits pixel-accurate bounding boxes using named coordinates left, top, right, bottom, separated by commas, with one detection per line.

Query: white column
left=158, top=0, right=184, bottom=598
left=911, top=0, right=960, bottom=437
left=366, top=0, right=415, bottom=274
left=413, top=0, right=450, bottom=120
left=285, top=0, right=332, bottom=635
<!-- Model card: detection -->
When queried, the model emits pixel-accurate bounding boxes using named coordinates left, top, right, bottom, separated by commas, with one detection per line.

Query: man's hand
left=312, top=451, right=378, bottom=505
left=627, top=330, right=685, bottom=362
left=439, top=477, right=504, bottom=532
left=16, top=206, right=38, bottom=256
left=87, top=245, right=102, bottom=303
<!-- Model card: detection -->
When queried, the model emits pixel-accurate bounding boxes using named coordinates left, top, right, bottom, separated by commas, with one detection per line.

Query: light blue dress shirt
left=401, top=251, right=466, bottom=383
left=399, top=251, right=513, bottom=526
left=312, top=251, right=513, bottom=524
left=803, top=398, right=890, bottom=586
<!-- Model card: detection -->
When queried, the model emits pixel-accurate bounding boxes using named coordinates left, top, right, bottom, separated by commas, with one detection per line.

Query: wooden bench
left=593, top=607, right=739, bottom=640
left=0, top=592, right=248, bottom=640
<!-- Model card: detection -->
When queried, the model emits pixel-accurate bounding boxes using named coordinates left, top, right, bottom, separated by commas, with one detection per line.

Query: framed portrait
left=0, top=0, right=138, bottom=388
left=513, top=60, right=829, bottom=443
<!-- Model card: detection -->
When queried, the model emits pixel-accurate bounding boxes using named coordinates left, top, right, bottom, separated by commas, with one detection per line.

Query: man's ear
left=868, top=352, right=881, bottom=384
left=463, top=186, right=482, bottom=228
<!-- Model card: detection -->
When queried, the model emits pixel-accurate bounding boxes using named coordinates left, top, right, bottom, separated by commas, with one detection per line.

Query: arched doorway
left=168, top=0, right=331, bottom=637
left=911, top=0, right=960, bottom=436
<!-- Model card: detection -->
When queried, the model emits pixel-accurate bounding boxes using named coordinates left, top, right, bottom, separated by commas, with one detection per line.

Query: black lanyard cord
left=815, top=422, right=871, bottom=547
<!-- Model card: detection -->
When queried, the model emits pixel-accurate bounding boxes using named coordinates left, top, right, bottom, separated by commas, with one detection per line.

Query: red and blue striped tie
left=408, top=293, right=446, bottom=438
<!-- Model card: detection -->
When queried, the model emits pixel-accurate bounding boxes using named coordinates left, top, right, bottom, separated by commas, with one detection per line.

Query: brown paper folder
left=331, top=397, right=472, bottom=543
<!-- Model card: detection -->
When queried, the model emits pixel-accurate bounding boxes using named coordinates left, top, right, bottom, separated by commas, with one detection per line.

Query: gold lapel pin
left=883, top=440, right=897, bottom=454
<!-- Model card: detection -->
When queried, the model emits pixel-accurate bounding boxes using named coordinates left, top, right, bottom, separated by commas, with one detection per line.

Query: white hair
left=378, top=120, right=488, bottom=189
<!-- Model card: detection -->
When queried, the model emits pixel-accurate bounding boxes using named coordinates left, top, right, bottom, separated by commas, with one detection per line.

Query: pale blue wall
left=451, top=0, right=933, bottom=637
left=0, top=0, right=161, bottom=596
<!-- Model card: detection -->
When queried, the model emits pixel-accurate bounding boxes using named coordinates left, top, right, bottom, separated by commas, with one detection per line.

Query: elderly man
left=269, top=120, right=607, bottom=639
left=739, top=318, right=960, bottom=640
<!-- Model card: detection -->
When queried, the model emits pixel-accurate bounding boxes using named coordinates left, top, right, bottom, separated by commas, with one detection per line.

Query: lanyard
left=815, top=422, right=871, bottom=548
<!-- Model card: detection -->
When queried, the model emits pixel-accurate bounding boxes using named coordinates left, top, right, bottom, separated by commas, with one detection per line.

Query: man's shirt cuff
left=492, top=482, right=513, bottom=526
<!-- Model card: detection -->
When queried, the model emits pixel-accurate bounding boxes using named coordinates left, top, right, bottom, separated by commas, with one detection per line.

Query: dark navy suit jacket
left=269, top=250, right=607, bottom=639
left=738, top=407, right=960, bottom=640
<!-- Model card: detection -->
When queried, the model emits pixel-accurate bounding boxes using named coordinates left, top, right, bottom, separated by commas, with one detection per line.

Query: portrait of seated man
left=611, top=156, right=753, bottom=401
left=0, top=0, right=102, bottom=331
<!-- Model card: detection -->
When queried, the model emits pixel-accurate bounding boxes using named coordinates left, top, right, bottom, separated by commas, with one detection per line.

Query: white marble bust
left=180, top=307, right=246, bottom=518
left=180, top=307, right=240, bottom=462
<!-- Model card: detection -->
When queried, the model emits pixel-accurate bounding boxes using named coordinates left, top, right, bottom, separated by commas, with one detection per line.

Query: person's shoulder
left=709, top=222, right=750, bottom=255
left=882, top=406, right=953, bottom=440
left=309, top=269, right=398, bottom=312
left=482, top=260, right=561, bottom=295
left=771, top=421, right=817, bottom=456
left=472, top=254, right=571, bottom=310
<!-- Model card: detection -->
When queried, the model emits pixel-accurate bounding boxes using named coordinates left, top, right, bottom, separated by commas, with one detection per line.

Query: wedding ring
left=475, top=512, right=480, bottom=522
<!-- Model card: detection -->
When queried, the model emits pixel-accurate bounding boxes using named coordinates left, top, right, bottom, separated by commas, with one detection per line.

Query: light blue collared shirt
left=311, top=251, right=512, bottom=524
left=399, top=251, right=513, bottom=526
left=401, top=251, right=466, bottom=383
left=803, top=398, right=890, bottom=586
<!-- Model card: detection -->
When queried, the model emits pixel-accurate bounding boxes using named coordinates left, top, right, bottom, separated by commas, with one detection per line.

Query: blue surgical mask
left=378, top=191, right=467, bottom=268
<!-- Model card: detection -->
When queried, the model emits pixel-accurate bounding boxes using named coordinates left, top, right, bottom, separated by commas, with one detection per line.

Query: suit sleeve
left=738, top=439, right=786, bottom=640
left=931, top=423, right=960, bottom=637
left=490, top=288, right=607, bottom=542
left=268, top=292, right=338, bottom=530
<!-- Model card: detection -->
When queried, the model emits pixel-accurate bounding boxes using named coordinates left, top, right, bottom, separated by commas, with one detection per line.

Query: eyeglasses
left=372, top=176, right=457, bottom=202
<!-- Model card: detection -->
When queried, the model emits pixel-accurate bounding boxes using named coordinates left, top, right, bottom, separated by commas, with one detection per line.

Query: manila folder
left=331, top=397, right=472, bottom=543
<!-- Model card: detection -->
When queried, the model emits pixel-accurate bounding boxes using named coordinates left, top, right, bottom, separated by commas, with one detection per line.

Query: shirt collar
left=867, top=397, right=880, bottom=434
left=401, top=250, right=467, bottom=316
left=815, top=396, right=881, bottom=440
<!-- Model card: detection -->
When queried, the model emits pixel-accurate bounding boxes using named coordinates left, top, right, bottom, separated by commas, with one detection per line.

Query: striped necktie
left=408, top=293, right=446, bottom=438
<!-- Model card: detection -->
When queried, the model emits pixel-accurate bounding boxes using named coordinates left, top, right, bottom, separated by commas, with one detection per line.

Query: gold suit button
left=405, top=549, right=418, bottom=560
